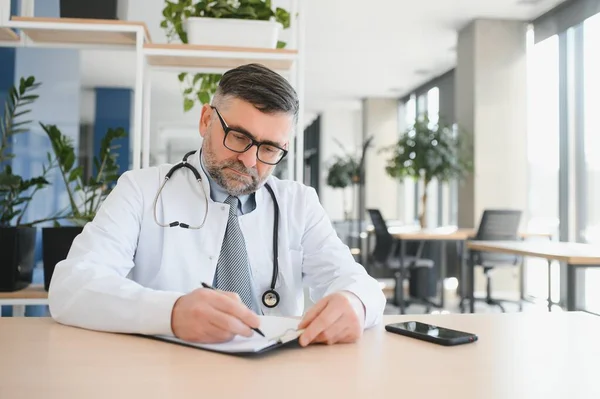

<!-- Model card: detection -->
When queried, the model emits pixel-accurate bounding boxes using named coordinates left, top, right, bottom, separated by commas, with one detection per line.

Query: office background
left=1, top=0, right=599, bottom=316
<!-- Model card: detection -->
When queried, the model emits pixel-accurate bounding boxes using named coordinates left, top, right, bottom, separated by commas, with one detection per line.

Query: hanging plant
left=161, top=0, right=292, bottom=112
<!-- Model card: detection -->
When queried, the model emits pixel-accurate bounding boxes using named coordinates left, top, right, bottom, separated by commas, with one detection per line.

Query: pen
left=201, top=282, right=265, bottom=337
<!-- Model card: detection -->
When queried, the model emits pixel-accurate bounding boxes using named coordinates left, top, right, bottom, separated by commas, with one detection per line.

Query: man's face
left=199, top=97, right=293, bottom=196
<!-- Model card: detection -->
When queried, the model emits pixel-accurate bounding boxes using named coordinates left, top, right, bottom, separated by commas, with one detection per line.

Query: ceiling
left=79, top=0, right=567, bottom=143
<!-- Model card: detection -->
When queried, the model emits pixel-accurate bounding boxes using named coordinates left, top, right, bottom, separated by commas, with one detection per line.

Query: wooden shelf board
left=0, top=26, right=19, bottom=42
left=144, top=43, right=298, bottom=71
left=0, top=284, right=47, bottom=299
left=10, top=16, right=151, bottom=46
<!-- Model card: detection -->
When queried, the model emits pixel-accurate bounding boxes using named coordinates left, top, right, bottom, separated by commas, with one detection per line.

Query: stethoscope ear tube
left=153, top=151, right=209, bottom=229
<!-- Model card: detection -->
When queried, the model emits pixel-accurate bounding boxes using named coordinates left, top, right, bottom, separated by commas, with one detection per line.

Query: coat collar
left=189, top=148, right=266, bottom=209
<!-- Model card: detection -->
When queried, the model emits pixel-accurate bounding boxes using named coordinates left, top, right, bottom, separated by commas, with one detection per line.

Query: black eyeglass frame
left=211, top=106, right=288, bottom=165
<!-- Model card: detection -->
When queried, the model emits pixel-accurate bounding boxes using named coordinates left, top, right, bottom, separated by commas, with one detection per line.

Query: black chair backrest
left=474, top=209, right=522, bottom=264
left=367, top=209, right=394, bottom=263
left=475, top=209, right=522, bottom=240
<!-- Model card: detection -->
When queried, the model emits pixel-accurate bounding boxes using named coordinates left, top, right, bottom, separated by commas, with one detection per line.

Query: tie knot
left=225, top=196, right=239, bottom=212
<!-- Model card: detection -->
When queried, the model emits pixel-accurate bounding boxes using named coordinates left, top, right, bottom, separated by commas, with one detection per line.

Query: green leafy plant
left=160, top=0, right=292, bottom=112
left=327, top=156, right=359, bottom=189
left=0, top=76, right=52, bottom=227
left=325, top=139, right=362, bottom=220
left=380, top=115, right=472, bottom=227
left=39, top=124, right=127, bottom=226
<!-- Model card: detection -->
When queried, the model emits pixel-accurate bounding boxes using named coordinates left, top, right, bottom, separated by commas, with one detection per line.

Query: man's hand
left=170, top=288, right=260, bottom=343
left=298, top=292, right=365, bottom=347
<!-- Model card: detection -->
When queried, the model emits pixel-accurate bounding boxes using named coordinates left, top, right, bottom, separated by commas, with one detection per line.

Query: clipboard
left=150, top=316, right=304, bottom=356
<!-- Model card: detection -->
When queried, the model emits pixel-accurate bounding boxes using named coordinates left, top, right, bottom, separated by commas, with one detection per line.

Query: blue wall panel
left=94, top=88, right=132, bottom=175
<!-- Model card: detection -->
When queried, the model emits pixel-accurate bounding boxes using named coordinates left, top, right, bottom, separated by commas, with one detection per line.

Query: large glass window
left=399, top=79, right=455, bottom=228
left=526, top=32, right=561, bottom=302
left=583, top=13, right=600, bottom=312
left=426, top=87, right=440, bottom=227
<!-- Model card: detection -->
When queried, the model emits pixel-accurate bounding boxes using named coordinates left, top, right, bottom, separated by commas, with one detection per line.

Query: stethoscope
left=152, top=150, right=281, bottom=309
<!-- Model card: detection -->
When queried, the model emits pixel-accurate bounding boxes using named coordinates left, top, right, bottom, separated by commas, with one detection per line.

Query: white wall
left=455, top=19, right=529, bottom=294
left=473, top=20, right=528, bottom=227
left=363, top=98, right=401, bottom=221
left=456, top=19, right=528, bottom=228
left=319, top=102, right=363, bottom=221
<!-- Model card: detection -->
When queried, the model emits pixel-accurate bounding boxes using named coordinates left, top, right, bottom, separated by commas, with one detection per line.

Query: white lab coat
left=48, top=150, right=386, bottom=336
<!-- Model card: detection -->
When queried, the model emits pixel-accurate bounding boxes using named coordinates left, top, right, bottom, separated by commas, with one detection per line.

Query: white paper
left=154, top=316, right=301, bottom=353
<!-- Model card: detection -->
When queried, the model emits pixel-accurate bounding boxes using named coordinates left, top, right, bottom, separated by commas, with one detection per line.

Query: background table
left=0, top=284, right=48, bottom=317
left=466, top=241, right=600, bottom=313
left=1, top=313, right=599, bottom=398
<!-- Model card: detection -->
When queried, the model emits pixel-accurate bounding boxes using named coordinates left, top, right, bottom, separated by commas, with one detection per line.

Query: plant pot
left=42, top=226, right=83, bottom=291
left=59, top=0, right=120, bottom=20
left=186, top=17, right=281, bottom=48
left=0, top=227, right=36, bottom=292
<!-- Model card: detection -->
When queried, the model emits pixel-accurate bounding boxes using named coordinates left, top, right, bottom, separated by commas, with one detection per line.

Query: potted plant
left=38, top=124, right=126, bottom=290
left=326, top=140, right=360, bottom=221
left=0, top=76, right=51, bottom=292
left=161, top=0, right=291, bottom=112
left=59, top=0, right=121, bottom=20
left=380, top=115, right=472, bottom=228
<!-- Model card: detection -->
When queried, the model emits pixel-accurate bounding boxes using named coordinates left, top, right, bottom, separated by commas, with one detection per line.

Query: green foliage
left=327, top=156, right=359, bottom=189
left=178, top=71, right=221, bottom=112
left=40, top=123, right=127, bottom=226
left=0, top=76, right=51, bottom=227
left=326, top=138, right=362, bottom=189
left=381, top=115, right=472, bottom=187
left=161, top=0, right=292, bottom=112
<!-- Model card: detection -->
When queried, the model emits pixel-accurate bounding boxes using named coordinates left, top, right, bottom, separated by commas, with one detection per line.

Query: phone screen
left=390, top=321, right=473, bottom=339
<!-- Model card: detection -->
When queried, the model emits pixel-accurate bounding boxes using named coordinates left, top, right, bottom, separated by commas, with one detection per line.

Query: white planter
left=0, top=0, right=11, bottom=25
left=186, top=17, right=281, bottom=48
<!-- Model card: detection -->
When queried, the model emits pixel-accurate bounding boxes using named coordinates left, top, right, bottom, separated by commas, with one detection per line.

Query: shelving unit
left=3, top=15, right=150, bottom=170
left=0, top=0, right=305, bottom=182
left=145, top=43, right=297, bottom=72
left=9, top=16, right=151, bottom=46
left=0, top=26, right=19, bottom=41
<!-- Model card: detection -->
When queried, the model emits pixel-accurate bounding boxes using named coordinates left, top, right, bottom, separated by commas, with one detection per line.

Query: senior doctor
left=48, top=63, right=386, bottom=346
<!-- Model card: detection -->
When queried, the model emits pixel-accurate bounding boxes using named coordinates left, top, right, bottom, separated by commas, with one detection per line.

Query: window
left=583, top=13, right=600, bottom=312
left=526, top=32, right=561, bottom=302
left=426, top=87, right=440, bottom=226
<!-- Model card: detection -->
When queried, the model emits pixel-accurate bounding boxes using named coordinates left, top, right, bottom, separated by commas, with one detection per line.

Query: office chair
left=367, top=209, right=438, bottom=313
left=462, top=209, right=523, bottom=313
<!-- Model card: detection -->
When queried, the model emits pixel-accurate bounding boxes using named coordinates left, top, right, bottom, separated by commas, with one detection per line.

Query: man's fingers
left=212, top=293, right=261, bottom=330
left=315, top=324, right=351, bottom=345
left=299, top=305, right=342, bottom=347
left=298, top=297, right=329, bottom=329
left=207, top=307, right=254, bottom=338
left=204, top=319, right=237, bottom=343
left=221, top=291, right=242, bottom=303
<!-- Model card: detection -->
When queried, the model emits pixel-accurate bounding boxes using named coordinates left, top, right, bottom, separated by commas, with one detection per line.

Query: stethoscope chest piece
left=262, top=289, right=280, bottom=308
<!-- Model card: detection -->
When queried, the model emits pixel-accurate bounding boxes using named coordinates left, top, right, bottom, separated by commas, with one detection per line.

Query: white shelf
left=144, top=43, right=298, bottom=72
left=8, top=16, right=150, bottom=47
left=0, top=7, right=304, bottom=181
left=0, top=26, right=19, bottom=42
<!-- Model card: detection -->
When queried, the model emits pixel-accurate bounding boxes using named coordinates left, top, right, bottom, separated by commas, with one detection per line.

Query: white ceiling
left=79, top=0, right=567, bottom=146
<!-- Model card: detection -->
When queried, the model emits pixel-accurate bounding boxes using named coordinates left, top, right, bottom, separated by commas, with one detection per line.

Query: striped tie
left=213, top=196, right=258, bottom=312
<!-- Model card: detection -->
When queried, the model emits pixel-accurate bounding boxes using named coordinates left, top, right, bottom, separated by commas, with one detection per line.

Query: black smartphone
left=385, top=321, right=478, bottom=346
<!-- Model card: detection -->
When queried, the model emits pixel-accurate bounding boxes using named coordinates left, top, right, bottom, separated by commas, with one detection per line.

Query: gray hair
left=213, top=63, right=299, bottom=123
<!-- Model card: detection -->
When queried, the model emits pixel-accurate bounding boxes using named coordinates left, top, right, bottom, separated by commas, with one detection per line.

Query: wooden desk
left=466, top=241, right=600, bottom=312
left=369, top=227, right=553, bottom=313
left=390, top=227, right=552, bottom=240
left=0, top=284, right=48, bottom=317
left=1, top=313, right=599, bottom=398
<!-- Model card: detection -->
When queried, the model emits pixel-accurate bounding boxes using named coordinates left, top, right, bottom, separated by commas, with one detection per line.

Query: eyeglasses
left=211, top=106, right=288, bottom=165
